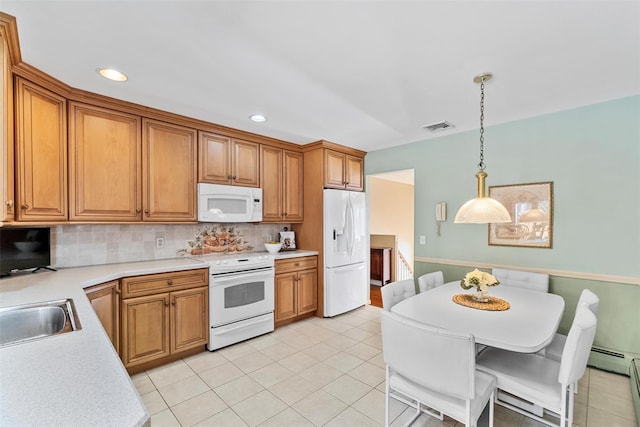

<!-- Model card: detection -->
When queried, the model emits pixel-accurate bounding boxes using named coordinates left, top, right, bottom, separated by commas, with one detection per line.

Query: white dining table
left=390, top=281, right=565, bottom=353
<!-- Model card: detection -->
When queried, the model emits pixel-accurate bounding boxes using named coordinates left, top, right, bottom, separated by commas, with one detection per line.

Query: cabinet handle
left=232, top=175, right=237, bottom=180
left=144, top=209, right=149, bottom=216
left=21, top=204, right=29, bottom=210
left=135, top=208, right=141, bottom=213
left=165, top=300, right=170, bottom=306
left=167, top=279, right=173, bottom=286
left=5, top=200, right=13, bottom=208
left=227, top=175, right=232, bottom=179
left=294, top=263, right=299, bottom=267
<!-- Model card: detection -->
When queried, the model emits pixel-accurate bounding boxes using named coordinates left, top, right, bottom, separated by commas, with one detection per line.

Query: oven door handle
left=214, top=316, right=271, bottom=334
left=210, top=270, right=273, bottom=284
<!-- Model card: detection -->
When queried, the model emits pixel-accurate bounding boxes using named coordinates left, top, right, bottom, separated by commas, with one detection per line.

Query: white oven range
left=202, top=253, right=275, bottom=351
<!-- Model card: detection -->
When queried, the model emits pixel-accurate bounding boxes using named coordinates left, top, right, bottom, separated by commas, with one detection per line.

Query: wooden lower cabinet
left=122, top=292, right=171, bottom=366
left=171, top=287, right=209, bottom=353
left=119, top=268, right=209, bottom=373
left=275, top=256, right=318, bottom=327
left=84, top=280, right=120, bottom=353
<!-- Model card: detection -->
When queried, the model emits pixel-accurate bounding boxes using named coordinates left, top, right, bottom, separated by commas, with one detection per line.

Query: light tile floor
left=131, top=305, right=637, bottom=427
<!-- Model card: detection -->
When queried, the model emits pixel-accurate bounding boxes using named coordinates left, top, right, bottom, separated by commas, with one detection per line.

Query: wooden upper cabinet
left=324, top=150, right=346, bottom=189
left=261, top=146, right=303, bottom=223
left=199, top=131, right=259, bottom=187
left=324, top=149, right=364, bottom=191
left=198, top=132, right=230, bottom=184
left=260, top=145, right=283, bottom=222
left=232, top=139, right=260, bottom=187
left=68, top=102, right=142, bottom=221
left=283, top=150, right=303, bottom=222
left=345, top=154, right=364, bottom=191
left=15, top=77, right=67, bottom=221
left=0, top=32, right=13, bottom=222
left=143, top=119, right=197, bottom=222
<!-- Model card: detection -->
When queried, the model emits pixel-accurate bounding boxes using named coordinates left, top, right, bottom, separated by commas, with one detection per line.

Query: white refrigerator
left=323, top=189, right=368, bottom=317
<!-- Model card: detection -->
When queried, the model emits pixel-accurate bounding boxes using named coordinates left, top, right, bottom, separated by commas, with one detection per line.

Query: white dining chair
left=381, top=279, right=416, bottom=311
left=544, top=289, right=599, bottom=362
left=476, top=304, right=597, bottom=427
left=417, top=271, right=445, bottom=292
left=491, top=268, right=549, bottom=293
left=381, top=310, right=495, bottom=427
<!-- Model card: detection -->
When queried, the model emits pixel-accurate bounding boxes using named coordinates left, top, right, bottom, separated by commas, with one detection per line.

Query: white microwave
left=198, top=183, right=262, bottom=223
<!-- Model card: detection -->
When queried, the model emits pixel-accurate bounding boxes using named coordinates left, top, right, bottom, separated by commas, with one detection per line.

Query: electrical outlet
left=156, top=237, right=165, bottom=249
left=419, top=235, right=426, bottom=245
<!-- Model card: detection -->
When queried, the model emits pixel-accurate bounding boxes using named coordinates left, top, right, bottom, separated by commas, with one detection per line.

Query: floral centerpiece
left=460, top=269, right=500, bottom=302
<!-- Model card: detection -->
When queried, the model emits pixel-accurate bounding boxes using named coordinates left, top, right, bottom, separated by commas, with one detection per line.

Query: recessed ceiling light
left=249, top=114, right=267, bottom=123
left=97, top=68, right=128, bottom=82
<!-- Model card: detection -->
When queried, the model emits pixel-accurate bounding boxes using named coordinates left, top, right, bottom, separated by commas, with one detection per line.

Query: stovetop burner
left=193, top=252, right=275, bottom=274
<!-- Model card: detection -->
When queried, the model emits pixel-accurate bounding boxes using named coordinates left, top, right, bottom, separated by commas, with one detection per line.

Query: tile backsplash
left=51, top=223, right=288, bottom=268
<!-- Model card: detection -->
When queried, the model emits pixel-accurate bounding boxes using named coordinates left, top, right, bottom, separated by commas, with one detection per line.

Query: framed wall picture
left=488, top=182, right=553, bottom=248
left=279, top=231, right=296, bottom=250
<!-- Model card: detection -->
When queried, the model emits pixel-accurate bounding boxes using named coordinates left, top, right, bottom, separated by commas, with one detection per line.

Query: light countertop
left=0, top=250, right=318, bottom=426
left=0, top=257, right=207, bottom=427
left=273, top=249, right=319, bottom=259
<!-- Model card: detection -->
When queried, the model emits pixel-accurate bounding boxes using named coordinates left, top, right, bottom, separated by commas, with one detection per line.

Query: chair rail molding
left=415, top=257, right=639, bottom=286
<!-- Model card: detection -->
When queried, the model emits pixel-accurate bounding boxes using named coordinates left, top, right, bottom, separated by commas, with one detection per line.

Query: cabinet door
left=198, top=132, right=231, bottom=184
left=171, top=287, right=208, bottom=353
left=0, top=33, right=13, bottom=222
left=232, top=139, right=260, bottom=187
left=143, top=119, right=197, bottom=222
left=297, top=269, right=318, bottom=315
left=15, top=77, right=67, bottom=221
left=275, top=272, right=297, bottom=322
left=260, top=145, right=283, bottom=222
left=345, top=155, right=364, bottom=191
left=121, top=293, right=170, bottom=368
left=85, top=280, right=120, bottom=353
left=370, top=249, right=382, bottom=281
left=283, top=150, right=303, bottom=222
left=69, top=102, right=141, bottom=221
left=324, top=149, right=346, bottom=189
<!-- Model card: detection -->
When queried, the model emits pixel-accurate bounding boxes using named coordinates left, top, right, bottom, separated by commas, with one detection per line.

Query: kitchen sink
left=0, top=299, right=82, bottom=347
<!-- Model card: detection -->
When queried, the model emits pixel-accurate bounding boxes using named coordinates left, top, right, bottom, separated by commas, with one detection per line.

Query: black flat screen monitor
left=0, top=227, right=51, bottom=276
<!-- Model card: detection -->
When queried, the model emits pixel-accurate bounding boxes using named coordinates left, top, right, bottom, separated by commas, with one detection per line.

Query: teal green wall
left=366, top=96, right=640, bottom=357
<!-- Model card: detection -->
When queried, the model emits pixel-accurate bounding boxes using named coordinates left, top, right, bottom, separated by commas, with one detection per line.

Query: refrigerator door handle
left=346, top=197, right=355, bottom=257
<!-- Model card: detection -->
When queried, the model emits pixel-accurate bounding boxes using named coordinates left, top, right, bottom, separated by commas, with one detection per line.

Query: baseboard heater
left=588, top=346, right=639, bottom=376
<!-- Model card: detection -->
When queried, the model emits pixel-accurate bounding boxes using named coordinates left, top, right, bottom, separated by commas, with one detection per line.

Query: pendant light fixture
left=454, top=73, right=511, bottom=224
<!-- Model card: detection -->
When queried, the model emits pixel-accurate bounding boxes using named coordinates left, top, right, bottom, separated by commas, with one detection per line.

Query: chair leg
left=489, top=390, right=495, bottom=427
left=560, top=384, right=568, bottom=427
left=567, top=383, right=575, bottom=427
left=385, top=366, right=390, bottom=427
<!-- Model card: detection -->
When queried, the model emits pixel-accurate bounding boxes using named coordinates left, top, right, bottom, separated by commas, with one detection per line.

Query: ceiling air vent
left=423, top=121, right=455, bottom=133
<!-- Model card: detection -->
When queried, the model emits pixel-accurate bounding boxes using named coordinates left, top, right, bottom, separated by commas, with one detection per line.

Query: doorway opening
left=367, top=169, right=415, bottom=308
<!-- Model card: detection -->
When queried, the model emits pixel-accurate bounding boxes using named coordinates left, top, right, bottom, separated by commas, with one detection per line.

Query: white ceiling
left=3, top=1, right=639, bottom=152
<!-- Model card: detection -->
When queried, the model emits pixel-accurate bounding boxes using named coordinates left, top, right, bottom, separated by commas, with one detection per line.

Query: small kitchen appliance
left=198, top=183, right=262, bottom=223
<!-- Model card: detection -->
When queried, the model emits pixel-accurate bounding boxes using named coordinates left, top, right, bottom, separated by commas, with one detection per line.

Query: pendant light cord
left=478, top=76, right=486, bottom=171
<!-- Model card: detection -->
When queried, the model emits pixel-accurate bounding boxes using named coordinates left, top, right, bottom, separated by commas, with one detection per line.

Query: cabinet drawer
left=121, top=268, right=208, bottom=298
left=275, top=256, right=317, bottom=274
